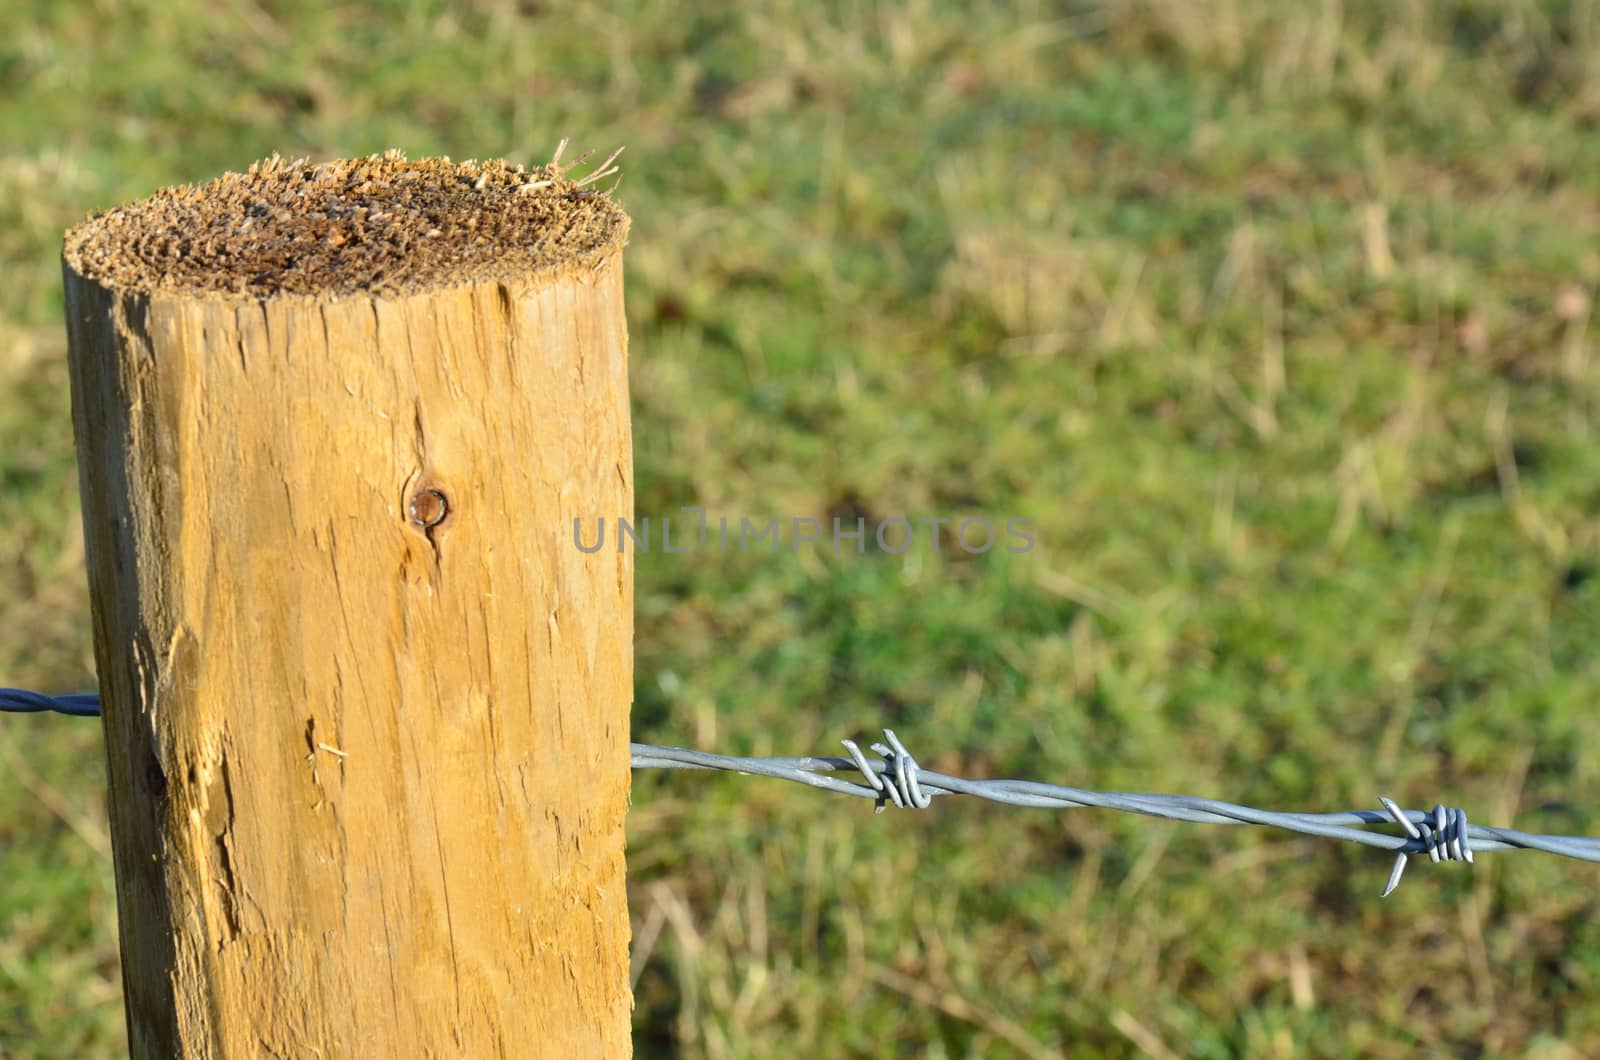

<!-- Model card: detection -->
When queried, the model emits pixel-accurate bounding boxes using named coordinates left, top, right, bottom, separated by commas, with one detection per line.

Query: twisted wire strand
left=8, top=688, right=1598, bottom=895
left=0, top=688, right=104, bottom=717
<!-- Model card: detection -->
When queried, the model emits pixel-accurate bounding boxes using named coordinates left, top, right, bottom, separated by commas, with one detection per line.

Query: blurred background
left=3, top=1, right=1599, bottom=1056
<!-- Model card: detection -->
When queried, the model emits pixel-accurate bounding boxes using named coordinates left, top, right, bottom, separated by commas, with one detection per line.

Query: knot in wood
left=409, top=488, right=449, bottom=529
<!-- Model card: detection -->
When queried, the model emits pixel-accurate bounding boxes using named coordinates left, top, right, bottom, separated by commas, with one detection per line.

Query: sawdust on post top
left=62, top=151, right=630, bottom=299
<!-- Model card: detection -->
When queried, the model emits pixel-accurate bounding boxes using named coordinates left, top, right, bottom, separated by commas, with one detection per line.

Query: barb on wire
left=7, top=688, right=1598, bottom=896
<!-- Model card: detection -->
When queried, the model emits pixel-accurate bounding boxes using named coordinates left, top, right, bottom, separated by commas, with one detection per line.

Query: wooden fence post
left=60, top=153, right=634, bottom=1057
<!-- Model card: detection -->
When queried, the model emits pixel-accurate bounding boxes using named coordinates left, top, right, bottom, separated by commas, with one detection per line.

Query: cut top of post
left=61, top=150, right=629, bottom=300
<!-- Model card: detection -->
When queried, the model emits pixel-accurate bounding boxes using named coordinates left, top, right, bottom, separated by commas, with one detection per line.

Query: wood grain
left=63, top=251, right=634, bottom=1057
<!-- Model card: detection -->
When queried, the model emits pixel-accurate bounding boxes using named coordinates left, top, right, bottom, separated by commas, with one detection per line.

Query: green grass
left=4, top=0, right=1600, bottom=1055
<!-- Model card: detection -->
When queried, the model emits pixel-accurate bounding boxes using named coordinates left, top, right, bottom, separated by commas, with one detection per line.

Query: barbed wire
left=6, top=687, right=1598, bottom=897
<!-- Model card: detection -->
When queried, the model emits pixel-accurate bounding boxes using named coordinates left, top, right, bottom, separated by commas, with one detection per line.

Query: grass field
left=4, top=1, right=1600, bottom=1056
